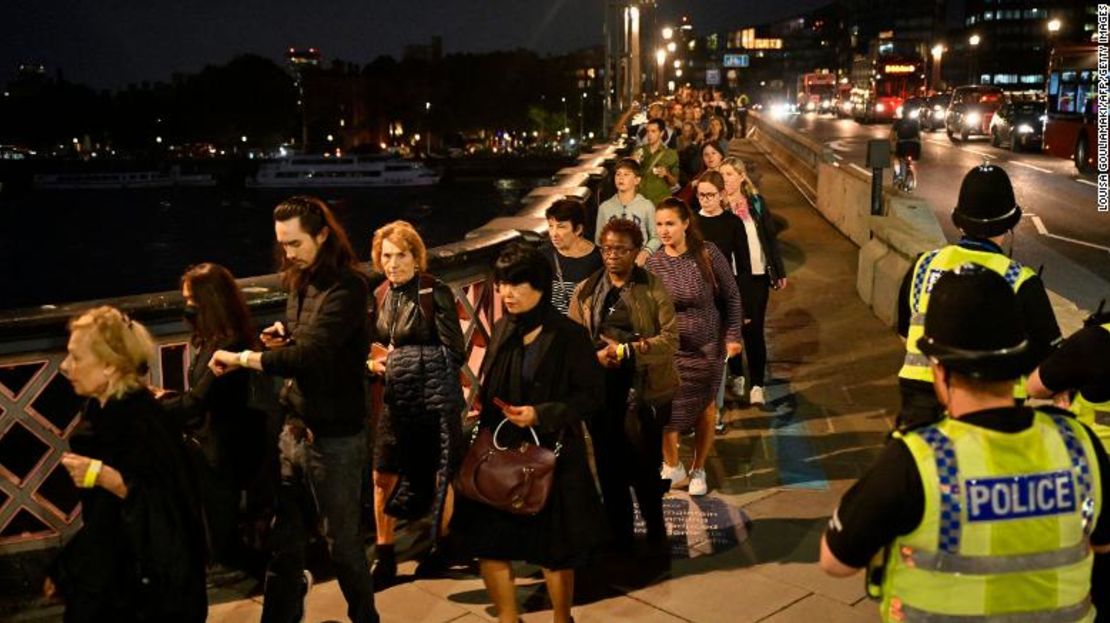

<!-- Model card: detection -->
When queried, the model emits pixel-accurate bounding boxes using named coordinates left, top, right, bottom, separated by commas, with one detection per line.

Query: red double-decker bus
left=1043, top=45, right=1096, bottom=173
left=849, top=54, right=927, bottom=123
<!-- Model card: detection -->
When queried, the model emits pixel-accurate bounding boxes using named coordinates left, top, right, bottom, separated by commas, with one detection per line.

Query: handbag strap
left=492, top=418, right=562, bottom=457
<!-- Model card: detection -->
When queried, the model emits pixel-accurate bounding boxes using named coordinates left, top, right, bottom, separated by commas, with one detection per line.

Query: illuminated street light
left=968, top=34, right=981, bottom=47
left=673, top=59, right=682, bottom=69
left=666, top=41, right=677, bottom=53
left=656, top=49, right=666, bottom=67
left=155, top=136, right=163, bottom=144
left=326, top=134, right=334, bottom=142
left=931, top=44, right=944, bottom=60
left=241, top=135, right=248, bottom=143
left=1047, top=19, right=1061, bottom=33
left=425, top=101, right=431, bottom=110
left=662, top=27, right=674, bottom=40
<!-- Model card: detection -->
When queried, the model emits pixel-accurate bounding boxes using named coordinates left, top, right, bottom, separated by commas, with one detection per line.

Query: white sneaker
left=749, top=385, right=765, bottom=405
left=299, top=569, right=313, bottom=623
left=660, top=462, right=687, bottom=488
left=688, top=468, right=708, bottom=496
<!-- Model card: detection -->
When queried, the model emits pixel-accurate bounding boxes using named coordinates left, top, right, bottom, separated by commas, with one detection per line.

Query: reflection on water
left=0, top=178, right=546, bottom=310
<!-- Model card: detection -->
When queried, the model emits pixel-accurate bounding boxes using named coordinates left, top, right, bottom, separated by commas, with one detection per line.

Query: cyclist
left=889, top=110, right=922, bottom=189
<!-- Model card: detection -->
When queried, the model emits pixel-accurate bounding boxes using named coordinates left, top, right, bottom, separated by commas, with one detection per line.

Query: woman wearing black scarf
left=452, top=243, right=606, bottom=623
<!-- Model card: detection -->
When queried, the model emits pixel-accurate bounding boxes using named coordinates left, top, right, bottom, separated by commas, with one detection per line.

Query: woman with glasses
left=693, top=171, right=750, bottom=432
left=646, top=198, right=743, bottom=497
left=719, top=157, right=787, bottom=407
left=568, top=219, right=678, bottom=560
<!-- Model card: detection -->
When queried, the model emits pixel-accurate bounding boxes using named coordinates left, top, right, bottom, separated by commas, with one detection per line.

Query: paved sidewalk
left=201, top=138, right=900, bottom=623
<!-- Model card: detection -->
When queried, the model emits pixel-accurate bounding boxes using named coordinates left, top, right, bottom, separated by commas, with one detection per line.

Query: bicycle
left=893, top=154, right=917, bottom=193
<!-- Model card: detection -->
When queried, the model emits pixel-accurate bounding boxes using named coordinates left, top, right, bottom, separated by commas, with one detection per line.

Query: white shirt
left=741, top=216, right=766, bottom=276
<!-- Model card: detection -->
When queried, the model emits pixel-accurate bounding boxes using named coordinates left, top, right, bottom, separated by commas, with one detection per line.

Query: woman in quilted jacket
left=366, top=221, right=466, bottom=587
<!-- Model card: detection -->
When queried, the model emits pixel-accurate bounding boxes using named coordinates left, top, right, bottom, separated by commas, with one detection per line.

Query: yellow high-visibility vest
left=899, top=243, right=1037, bottom=398
left=871, top=410, right=1102, bottom=622
left=1069, top=323, right=1110, bottom=449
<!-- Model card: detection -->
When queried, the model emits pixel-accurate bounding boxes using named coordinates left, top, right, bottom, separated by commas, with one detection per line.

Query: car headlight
left=909, top=109, right=920, bottom=119
left=1016, top=124, right=1034, bottom=134
left=964, top=112, right=981, bottom=126
left=875, top=103, right=885, bottom=112
left=934, top=110, right=945, bottom=120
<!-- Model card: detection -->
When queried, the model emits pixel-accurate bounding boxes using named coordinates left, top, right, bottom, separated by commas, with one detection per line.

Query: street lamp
left=662, top=27, right=673, bottom=41
left=931, top=44, right=945, bottom=92
left=967, top=34, right=981, bottom=84
left=666, top=41, right=677, bottom=53
left=656, top=49, right=667, bottom=96
left=1044, top=19, right=1062, bottom=82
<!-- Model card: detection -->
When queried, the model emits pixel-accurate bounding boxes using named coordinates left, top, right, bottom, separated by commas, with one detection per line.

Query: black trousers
left=897, top=379, right=944, bottom=430
left=731, top=275, right=771, bottom=386
left=593, top=395, right=666, bottom=547
left=262, top=427, right=378, bottom=623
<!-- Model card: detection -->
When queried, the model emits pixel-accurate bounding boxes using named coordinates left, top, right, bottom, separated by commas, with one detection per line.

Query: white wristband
left=238, top=350, right=251, bottom=368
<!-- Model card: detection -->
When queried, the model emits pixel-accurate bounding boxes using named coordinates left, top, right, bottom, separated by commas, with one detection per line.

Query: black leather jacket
left=371, top=275, right=465, bottom=367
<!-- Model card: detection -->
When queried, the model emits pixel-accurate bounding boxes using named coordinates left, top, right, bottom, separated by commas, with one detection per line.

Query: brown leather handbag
left=454, top=419, right=561, bottom=515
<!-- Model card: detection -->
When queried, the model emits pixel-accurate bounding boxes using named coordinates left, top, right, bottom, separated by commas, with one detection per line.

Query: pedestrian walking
left=366, top=221, right=466, bottom=586
left=568, top=218, right=679, bottom=557
left=720, top=157, right=787, bottom=407
left=452, top=243, right=606, bottom=623
left=209, top=195, right=379, bottom=623
left=539, top=199, right=602, bottom=315
left=647, top=198, right=743, bottom=496
left=52, top=307, right=207, bottom=623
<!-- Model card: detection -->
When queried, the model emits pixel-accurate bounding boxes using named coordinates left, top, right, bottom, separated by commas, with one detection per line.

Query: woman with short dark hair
left=452, top=243, right=606, bottom=623
left=568, top=219, right=678, bottom=558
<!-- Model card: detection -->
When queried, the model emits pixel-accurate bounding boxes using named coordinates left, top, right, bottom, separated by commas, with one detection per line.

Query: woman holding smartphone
left=452, top=243, right=605, bottom=623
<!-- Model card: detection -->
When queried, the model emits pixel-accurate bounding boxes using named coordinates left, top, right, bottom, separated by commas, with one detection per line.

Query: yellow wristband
left=82, top=460, right=102, bottom=488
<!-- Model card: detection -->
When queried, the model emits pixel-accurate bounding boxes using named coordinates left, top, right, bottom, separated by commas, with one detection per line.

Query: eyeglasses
left=697, top=192, right=720, bottom=200
left=600, top=246, right=636, bottom=257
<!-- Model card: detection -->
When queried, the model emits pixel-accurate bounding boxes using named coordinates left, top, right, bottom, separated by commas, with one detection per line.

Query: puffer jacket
left=568, top=266, right=680, bottom=407
left=372, top=275, right=465, bottom=366
left=382, top=344, right=465, bottom=524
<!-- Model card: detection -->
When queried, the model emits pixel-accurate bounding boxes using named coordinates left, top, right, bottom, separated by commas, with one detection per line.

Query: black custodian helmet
left=916, top=264, right=1035, bottom=381
left=952, top=164, right=1022, bottom=238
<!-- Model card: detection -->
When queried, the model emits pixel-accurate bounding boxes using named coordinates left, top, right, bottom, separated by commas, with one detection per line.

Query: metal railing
left=0, top=142, right=624, bottom=596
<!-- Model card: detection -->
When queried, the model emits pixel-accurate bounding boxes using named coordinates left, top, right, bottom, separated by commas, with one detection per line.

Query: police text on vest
left=965, top=470, right=1077, bottom=522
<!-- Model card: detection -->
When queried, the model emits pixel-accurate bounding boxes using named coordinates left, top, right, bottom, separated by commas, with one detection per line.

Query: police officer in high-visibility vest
left=896, top=163, right=1062, bottom=429
left=822, top=267, right=1110, bottom=623
left=1028, top=304, right=1110, bottom=621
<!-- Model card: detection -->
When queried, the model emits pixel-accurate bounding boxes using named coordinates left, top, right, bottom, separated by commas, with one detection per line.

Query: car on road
left=899, top=96, right=928, bottom=121
left=945, top=85, right=1004, bottom=142
left=989, top=99, right=1047, bottom=152
left=922, top=92, right=951, bottom=132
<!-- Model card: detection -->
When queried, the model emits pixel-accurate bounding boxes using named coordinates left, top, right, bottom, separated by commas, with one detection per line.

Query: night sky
left=2, top=0, right=832, bottom=89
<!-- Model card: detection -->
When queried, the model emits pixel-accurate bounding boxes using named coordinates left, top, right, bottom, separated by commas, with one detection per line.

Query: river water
left=0, top=178, right=544, bottom=311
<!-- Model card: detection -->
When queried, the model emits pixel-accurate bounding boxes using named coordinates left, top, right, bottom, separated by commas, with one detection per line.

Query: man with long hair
left=210, top=195, right=379, bottom=623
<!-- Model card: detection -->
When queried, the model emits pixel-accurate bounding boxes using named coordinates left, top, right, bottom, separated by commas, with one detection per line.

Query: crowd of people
left=43, top=90, right=1108, bottom=623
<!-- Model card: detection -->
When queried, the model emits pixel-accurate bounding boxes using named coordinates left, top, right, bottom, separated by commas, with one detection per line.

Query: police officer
left=1028, top=302, right=1110, bottom=620
left=821, top=267, right=1110, bottom=622
left=1028, top=302, right=1110, bottom=447
left=896, top=163, right=1062, bottom=429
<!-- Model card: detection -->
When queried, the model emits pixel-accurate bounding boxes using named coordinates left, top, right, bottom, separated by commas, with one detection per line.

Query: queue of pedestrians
left=42, top=96, right=1107, bottom=623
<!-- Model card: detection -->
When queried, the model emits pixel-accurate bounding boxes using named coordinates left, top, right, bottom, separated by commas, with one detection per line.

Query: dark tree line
left=1, top=48, right=599, bottom=155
